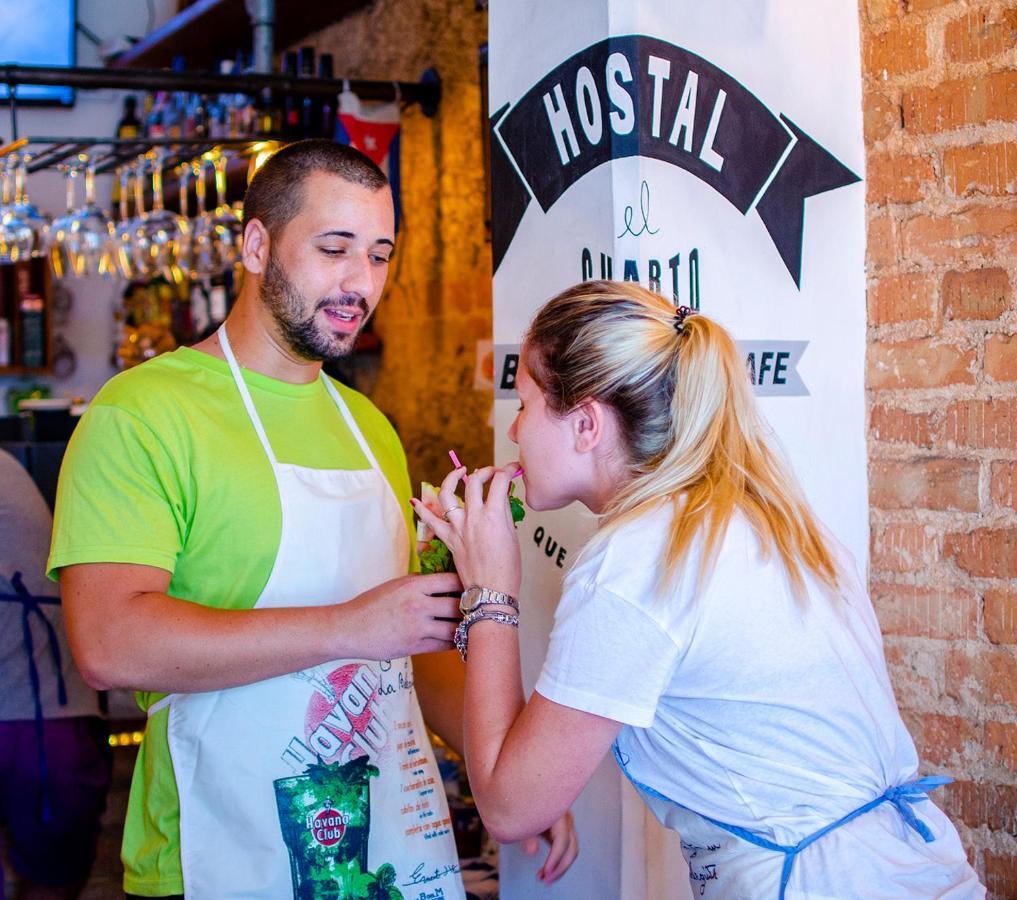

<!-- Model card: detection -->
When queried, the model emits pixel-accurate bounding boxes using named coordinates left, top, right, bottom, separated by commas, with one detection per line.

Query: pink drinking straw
left=512, top=468, right=524, bottom=478
left=448, top=449, right=463, bottom=469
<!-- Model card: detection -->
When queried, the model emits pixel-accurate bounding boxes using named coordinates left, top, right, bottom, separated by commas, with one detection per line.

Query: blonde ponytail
left=524, top=280, right=840, bottom=600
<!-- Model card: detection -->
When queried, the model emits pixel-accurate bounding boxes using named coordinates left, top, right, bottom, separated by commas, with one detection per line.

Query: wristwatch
left=459, top=585, right=519, bottom=616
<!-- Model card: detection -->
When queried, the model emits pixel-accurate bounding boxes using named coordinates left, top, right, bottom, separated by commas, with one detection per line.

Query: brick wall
left=861, top=1, right=1017, bottom=895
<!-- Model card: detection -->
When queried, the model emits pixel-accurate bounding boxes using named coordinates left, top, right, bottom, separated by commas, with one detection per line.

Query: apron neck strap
left=219, top=325, right=279, bottom=468
left=318, top=373, right=383, bottom=475
left=217, top=325, right=383, bottom=477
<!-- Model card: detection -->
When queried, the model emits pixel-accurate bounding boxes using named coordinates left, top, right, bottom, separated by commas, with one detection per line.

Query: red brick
left=869, top=405, right=933, bottom=447
left=883, top=639, right=941, bottom=699
left=985, top=332, right=1017, bottom=382
left=872, top=582, right=978, bottom=639
left=984, top=721, right=1017, bottom=772
left=940, top=398, right=1017, bottom=450
left=867, top=153, right=935, bottom=206
left=868, top=272, right=937, bottom=324
left=902, top=711, right=977, bottom=768
left=941, top=268, right=1010, bottom=320
left=944, top=142, right=1017, bottom=197
left=945, top=527, right=1017, bottom=579
left=863, top=91, right=900, bottom=144
left=868, top=339, right=975, bottom=389
left=871, top=522, right=939, bottom=572
left=865, top=22, right=929, bottom=77
left=944, top=8, right=1017, bottom=64
left=990, top=462, right=1017, bottom=510
left=870, top=458, right=980, bottom=512
left=945, top=645, right=1017, bottom=706
left=986, top=850, right=1017, bottom=899
left=985, top=585, right=1017, bottom=644
left=902, top=70, right=1017, bottom=133
left=867, top=214, right=900, bottom=272
left=941, top=781, right=1017, bottom=833
left=903, top=207, right=1017, bottom=265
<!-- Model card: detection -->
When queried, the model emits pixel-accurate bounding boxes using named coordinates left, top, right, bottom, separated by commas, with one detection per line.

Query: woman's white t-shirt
left=535, top=504, right=981, bottom=897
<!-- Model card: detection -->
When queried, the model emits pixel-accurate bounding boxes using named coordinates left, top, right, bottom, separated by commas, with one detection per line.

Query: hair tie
left=673, top=306, right=695, bottom=332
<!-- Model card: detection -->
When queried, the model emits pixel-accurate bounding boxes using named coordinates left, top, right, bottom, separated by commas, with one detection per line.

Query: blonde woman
left=412, top=281, right=983, bottom=899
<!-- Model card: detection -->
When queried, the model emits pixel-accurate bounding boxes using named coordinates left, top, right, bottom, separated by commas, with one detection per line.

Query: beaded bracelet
left=453, top=608, right=520, bottom=661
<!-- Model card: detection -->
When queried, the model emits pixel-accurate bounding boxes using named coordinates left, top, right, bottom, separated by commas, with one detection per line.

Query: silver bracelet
left=453, top=608, right=520, bottom=661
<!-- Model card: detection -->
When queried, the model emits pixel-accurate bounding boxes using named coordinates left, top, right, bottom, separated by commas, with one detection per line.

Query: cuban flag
left=334, top=88, right=403, bottom=230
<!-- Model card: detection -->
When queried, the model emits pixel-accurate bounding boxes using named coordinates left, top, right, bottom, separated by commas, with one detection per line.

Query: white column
left=489, top=2, right=866, bottom=897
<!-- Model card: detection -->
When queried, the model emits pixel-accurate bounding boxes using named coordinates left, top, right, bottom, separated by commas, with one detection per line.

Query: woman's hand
left=519, top=810, right=579, bottom=884
left=412, top=462, right=522, bottom=597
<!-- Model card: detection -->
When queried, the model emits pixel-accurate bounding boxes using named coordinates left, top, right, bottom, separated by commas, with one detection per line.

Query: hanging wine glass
left=66, top=154, right=115, bottom=277
left=0, top=156, right=21, bottom=262
left=208, top=149, right=243, bottom=269
left=175, top=161, right=195, bottom=279
left=47, top=163, right=81, bottom=279
left=129, top=157, right=156, bottom=279
left=0, top=155, right=36, bottom=263
left=189, top=156, right=217, bottom=278
left=8, top=153, right=49, bottom=258
left=112, top=165, right=138, bottom=280
left=134, top=150, right=190, bottom=282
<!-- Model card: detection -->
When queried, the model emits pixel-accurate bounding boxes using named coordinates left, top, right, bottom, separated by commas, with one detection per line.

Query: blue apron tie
left=612, top=743, right=951, bottom=900
left=1, top=571, right=67, bottom=824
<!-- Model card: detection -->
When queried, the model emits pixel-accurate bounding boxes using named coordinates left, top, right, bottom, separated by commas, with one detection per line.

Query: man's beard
left=259, top=253, right=370, bottom=362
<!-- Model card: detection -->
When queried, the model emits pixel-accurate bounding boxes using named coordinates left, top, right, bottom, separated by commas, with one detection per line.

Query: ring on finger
left=442, top=505, right=462, bottom=522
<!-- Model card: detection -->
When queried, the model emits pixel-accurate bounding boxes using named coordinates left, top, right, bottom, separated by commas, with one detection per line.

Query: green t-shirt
left=47, top=347, right=417, bottom=896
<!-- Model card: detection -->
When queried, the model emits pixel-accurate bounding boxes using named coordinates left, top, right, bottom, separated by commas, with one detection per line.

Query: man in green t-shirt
left=48, top=141, right=486, bottom=899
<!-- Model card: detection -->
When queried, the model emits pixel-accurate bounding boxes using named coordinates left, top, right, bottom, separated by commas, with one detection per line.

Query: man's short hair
left=242, top=139, right=389, bottom=239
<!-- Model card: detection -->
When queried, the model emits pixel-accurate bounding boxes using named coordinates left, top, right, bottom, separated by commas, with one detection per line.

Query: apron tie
left=1, top=571, right=67, bottom=823
left=612, top=742, right=951, bottom=900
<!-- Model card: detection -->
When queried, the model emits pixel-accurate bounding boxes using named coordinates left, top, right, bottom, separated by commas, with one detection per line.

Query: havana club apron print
left=151, top=329, right=465, bottom=899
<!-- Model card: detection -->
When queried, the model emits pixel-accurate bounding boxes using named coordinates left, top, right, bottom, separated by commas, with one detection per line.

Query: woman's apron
left=148, top=327, right=464, bottom=900
left=613, top=744, right=952, bottom=900
left=0, top=571, right=67, bottom=823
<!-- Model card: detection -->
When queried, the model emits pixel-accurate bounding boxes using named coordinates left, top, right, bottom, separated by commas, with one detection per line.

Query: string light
left=107, top=730, right=145, bottom=747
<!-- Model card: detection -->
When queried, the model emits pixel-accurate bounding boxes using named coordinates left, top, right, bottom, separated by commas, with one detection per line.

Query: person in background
left=48, top=140, right=573, bottom=900
left=414, top=280, right=984, bottom=899
left=0, top=448, right=111, bottom=900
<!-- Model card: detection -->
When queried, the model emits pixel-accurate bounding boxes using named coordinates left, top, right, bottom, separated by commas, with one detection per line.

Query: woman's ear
left=571, top=399, right=608, bottom=454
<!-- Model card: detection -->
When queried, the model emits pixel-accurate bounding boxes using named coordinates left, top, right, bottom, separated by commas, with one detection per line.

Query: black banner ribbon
left=490, top=35, right=860, bottom=287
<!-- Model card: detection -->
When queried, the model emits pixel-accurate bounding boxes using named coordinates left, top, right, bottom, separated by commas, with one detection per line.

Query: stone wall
left=302, top=0, right=493, bottom=489
left=860, top=2, right=1017, bottom=895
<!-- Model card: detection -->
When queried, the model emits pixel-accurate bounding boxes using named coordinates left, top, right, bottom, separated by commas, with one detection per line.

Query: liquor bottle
left=282, top=51, right=300, bottom=137
left=318, top=54, right=335, bottom=139
left=298, top=46, right=316, bottom=139
left=117, top=95, right=142, bottom=138
left=19, top=293, right=45, bottom=368
left=113, top=96, right=142, bottom=206
left=0, top=316, right=10, bottom=367
left=146, top=92, right=167, bottom=138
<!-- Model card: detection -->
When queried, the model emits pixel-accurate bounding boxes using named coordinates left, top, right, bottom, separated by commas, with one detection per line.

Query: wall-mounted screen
left=0, top=0, right=76, bottom=105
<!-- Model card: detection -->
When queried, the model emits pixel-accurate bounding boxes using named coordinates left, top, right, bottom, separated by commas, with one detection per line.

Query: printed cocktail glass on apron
left=147, top=328, right=464, bottom=900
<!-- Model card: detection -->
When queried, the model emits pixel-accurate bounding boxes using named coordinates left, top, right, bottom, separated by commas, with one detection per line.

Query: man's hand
left=337, top=572, right=462, bottom=660
left=60, top=563, right=462, bottom=694
left=519, top=810, right=578, bottom=884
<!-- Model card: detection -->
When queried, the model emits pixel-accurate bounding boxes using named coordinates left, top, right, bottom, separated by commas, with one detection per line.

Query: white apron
left=149, top=328, right=465, bottom=900
left=613, top=745, right=982, bottom=900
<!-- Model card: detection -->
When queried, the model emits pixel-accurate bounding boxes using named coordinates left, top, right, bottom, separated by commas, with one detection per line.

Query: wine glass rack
left=0, top=63, right=441, bottom=171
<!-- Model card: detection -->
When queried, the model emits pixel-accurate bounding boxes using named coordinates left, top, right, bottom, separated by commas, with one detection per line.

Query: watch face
left=460, top=588, right=482, bottom=615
